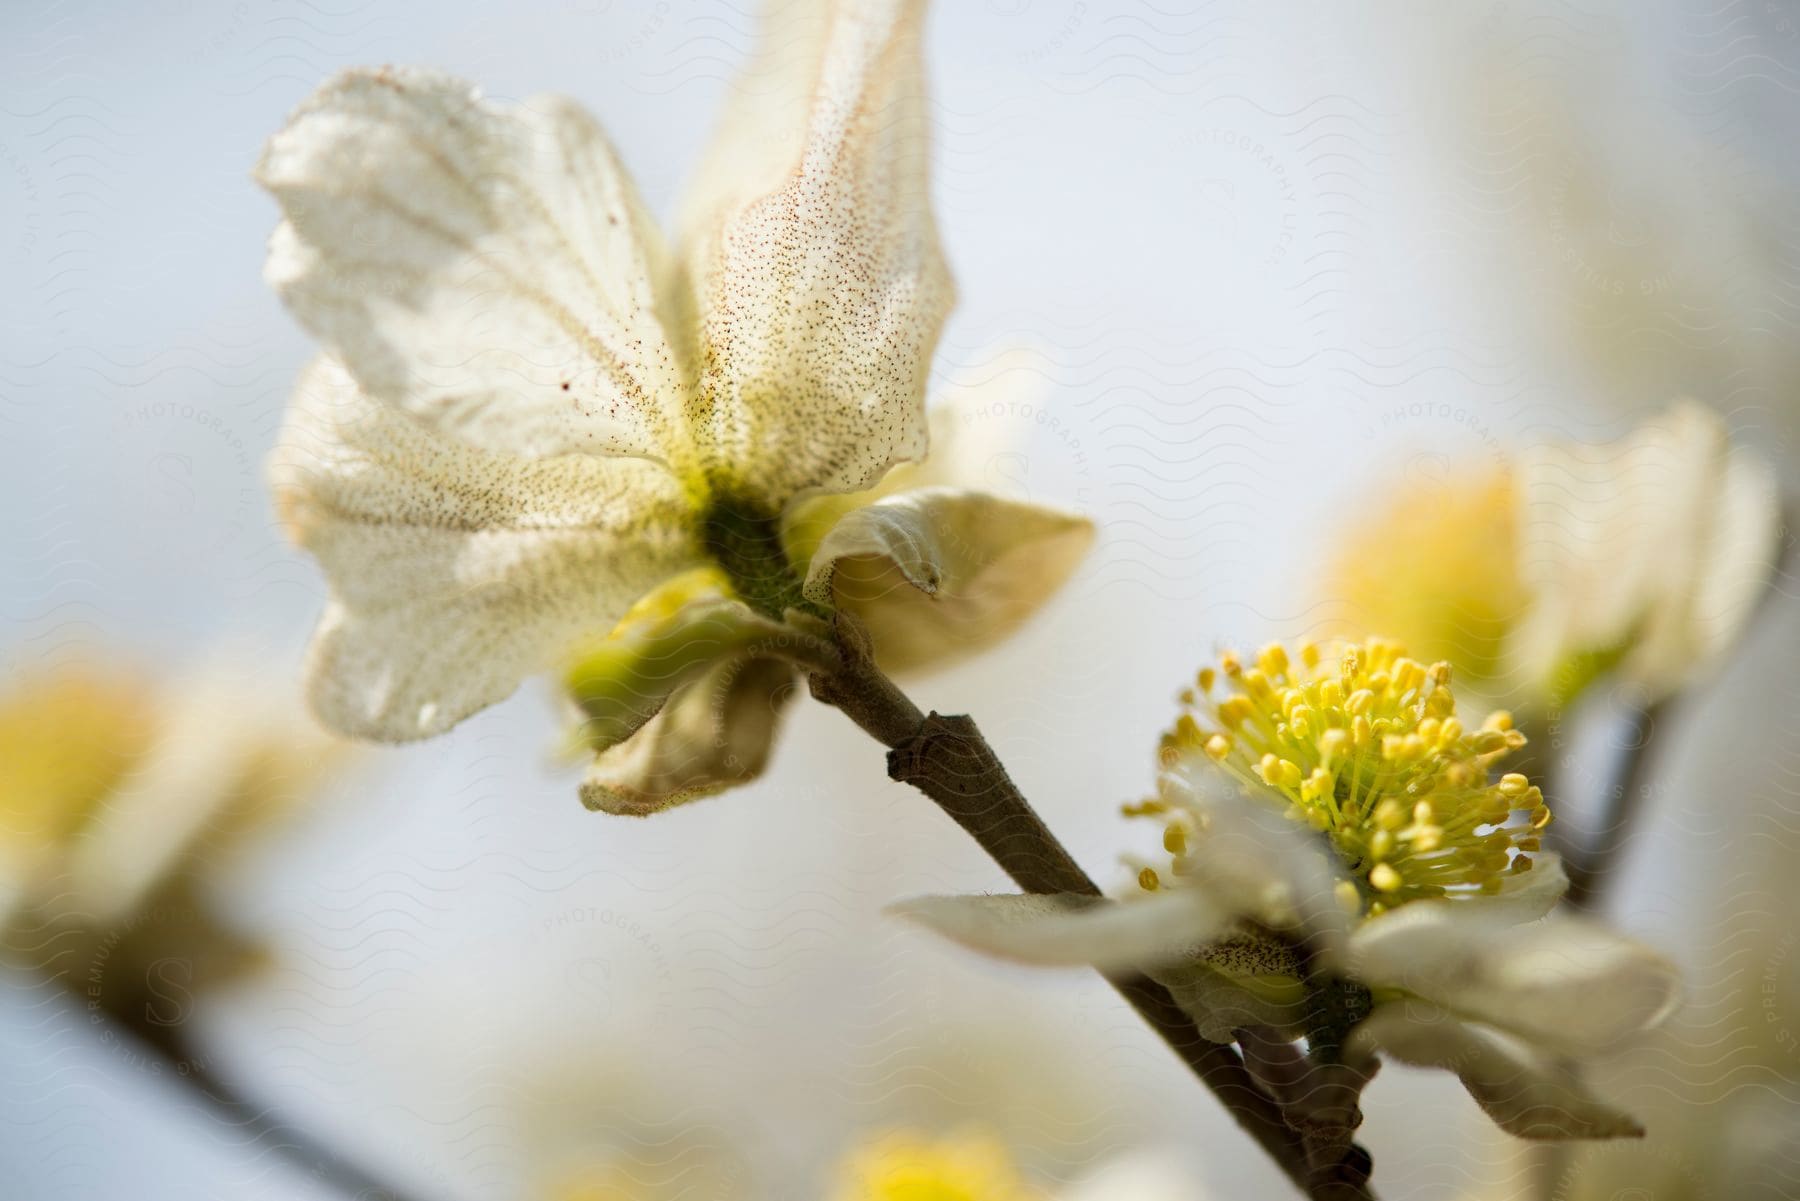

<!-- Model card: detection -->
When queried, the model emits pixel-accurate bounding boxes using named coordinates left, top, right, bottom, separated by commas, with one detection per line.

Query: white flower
left=1327, top=403, right=1780, bottom=710
left=897, top=639, right=1680, bottom=1141
left=258, top=1, right=1092, bottom=813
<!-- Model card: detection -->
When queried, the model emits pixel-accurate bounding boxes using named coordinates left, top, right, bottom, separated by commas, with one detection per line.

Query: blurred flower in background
left=0, top=654, right=344, bottom=1024
left=825, top=1129, right=1204, bottom=1201
left=1326, top=404, right=1779, bottom=716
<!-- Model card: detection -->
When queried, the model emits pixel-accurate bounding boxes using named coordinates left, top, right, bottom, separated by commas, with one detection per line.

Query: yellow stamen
left=1139, top=636, right=1550, bottom=914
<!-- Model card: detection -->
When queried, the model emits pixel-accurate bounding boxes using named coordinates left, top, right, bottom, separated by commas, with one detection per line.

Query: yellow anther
left=1483, top=710, right=1514, bottom=732
left=1471, top=730, right=1511, bottom=755
left=1334, top=879, right=1362, bottom=913
left=1138, top=867, right=1161, bottom=891
left=1217, top=696, right=1255, bottom=728
left=1146, top=636, right=1552, bottom=918
left=1241, top=669, right=1275, bottom=704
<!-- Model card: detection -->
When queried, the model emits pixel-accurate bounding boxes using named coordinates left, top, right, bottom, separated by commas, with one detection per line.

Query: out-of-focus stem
left=1560, top=701, right=1664, bottom=910
left=102, top=1010, right=433, bottom=1201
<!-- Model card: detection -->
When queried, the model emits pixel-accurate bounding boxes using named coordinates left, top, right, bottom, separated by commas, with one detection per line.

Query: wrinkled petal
left=256, top=67, right=695, bottom=463
left=1513, top=403, right=1779, bottom=701
left=1348, top=907, right=1679, bottom=1057
left=680, top=0, right=953, bottom=502
left=797, top=487, right=1093, bottom=673
left=891, top=891, right=1232, bottom=970
left=1352, top=1001, right=1644, bottom=1140
left=777, top=344, right=1059, bottom=560
left=270, top=357, right=702, bottom=741
left=580, top=657, right=797, bottom=816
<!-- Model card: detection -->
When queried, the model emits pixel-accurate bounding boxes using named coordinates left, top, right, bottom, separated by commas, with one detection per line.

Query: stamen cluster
left=1136, top=637, right=1550, bottom=915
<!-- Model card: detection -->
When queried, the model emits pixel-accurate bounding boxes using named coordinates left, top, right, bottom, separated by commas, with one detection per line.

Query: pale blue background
left=3, top=2, right=1797, bottom=1198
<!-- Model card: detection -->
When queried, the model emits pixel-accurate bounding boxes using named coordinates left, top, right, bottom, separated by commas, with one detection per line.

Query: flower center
left=700, top=491, right=813, bottom=621
left=1146, top=636, right=1550, bottom=916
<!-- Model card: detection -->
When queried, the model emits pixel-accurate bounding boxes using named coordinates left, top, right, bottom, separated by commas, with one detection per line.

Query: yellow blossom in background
left=1328, top=469, right=1526, bottom=693
left=259, top=0, right=1092, bottom=815
left=1324, top=404, right=1779, bottom=712
left=828, top=1130, right=1043, bottom=1201
left=0, top=665, right=156, bottom=915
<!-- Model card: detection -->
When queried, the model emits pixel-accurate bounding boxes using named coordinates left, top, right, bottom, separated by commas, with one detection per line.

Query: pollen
left=1149, top=636, right=1549, bottom=915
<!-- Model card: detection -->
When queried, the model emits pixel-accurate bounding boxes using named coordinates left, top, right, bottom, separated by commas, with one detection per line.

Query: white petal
left=886, top=344, right=1062, bottom=494
left=1512, top=403, right=1779, bottom=701
left=1158, top=767, right=1353, bottom=948
left=1348, top=908, right=1680, bottom=1057
left=1353, top=1002, right=1644, bottom=1140
left=797, top=486, right=1093, bottom=673
left=891, top=891, right=1233, bottom=971
left=680, top=0, right=953, bottom=502
left=580, top=656, right=797, bottom=816
left=256, top=67, right=694, bottom=463
left=1685, top=436, right=1781, bottom=668
left=1455, top=852, right=1569, bottom=924
left=270, top=357, right=702, bottom=741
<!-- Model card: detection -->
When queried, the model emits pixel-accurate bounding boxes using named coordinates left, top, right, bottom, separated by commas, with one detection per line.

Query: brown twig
left=810, top=619, right=1377, bottom=1201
